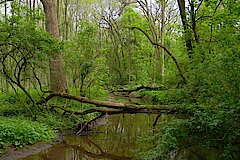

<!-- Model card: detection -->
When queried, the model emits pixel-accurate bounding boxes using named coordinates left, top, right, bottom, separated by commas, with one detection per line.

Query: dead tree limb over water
left=114, top=85, right=165, bottom=95
left=38, top=93, right=179, bottom=115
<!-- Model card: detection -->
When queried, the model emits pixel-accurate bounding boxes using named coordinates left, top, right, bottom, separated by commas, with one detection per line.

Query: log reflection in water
left=67, top=137, right=133, bottom=160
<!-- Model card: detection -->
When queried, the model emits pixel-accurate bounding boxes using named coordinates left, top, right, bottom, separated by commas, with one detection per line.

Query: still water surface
left=20, top=114, right=158, bottom=160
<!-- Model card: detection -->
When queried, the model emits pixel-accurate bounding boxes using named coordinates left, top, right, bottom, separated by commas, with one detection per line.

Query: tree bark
left=190, top=0, right=199, bottom=43
left=38, top=93, right=179, bottom=115
left=160, top=0, right=166, bottom=82
left=41, top=0, right=67, bottom=93
left=177, top=0, right=193, bottom=58
left=49, top=104, right=178, bottom=115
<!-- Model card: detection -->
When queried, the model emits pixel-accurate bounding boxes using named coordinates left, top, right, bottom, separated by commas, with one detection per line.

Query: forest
left=0, top=0, right=239, bottom=159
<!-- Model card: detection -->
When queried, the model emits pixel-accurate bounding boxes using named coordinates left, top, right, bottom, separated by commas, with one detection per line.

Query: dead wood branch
left=38, top=93, right=180, bottom=127
left=50, top=104, right=178, bottom=116
left=76, top=113, right=105, bottom=135
left=39, top=93, right=179, bottom=117
left=115, top=85, right=165, bottom=94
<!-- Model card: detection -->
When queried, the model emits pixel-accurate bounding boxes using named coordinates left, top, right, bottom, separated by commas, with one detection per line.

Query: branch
left=131, top=27, right=188, bottom=84
left=114, top=85, right=164, bottom=94
left=50, top=105, right=178, bottom=116
left=38, top=93, right=178, bottom=112
left=214, top=0, right=223, bottom=14
left=0, top=0, right=13, bottom=5
left=195, top=0, right=204, bottom=14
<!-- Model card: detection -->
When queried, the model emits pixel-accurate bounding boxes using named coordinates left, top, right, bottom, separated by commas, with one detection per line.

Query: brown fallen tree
left=39, top=93, right=183, bottom=135
left=38, top=93, right=179, bottom=116
left=49, top=104, right=177, bottom=115
left=114, top=85, right=165, bottom=94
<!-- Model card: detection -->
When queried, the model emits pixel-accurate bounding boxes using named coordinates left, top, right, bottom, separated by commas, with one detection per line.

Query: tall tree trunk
left=190, top=0, right=199, bottom=43
left=177, top=0, right=193, bottom=58
left=160, top=0, right=165, bottom=83
left=127, top=28, right=132, bottom=85
left=64, top=0, right=69, bottom=40
left=41, top=0, right=67, bottom=93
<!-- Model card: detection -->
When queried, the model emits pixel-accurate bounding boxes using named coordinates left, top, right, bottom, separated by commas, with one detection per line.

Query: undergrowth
left=0, top=116, right=56, bottom=156
left=0, top=87, right=108, bottom=157
left=136, top=104, right=240, bottom=160
left=140, top=88, right=191, bottom=104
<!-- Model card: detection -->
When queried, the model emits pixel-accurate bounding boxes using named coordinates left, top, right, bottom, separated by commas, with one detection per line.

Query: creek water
left=19, top=113, right=159, bottom=160
left=15, top=96, right=219, bottom=160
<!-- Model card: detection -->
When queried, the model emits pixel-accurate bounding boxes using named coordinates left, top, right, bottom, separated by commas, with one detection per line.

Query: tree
left=177, top=0, right=194, bottom=58
left=40, top=0, right=67, bottom=93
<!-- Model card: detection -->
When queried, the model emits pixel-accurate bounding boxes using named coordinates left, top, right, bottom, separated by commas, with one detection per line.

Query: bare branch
left=0, top=0, right=13, bottom=5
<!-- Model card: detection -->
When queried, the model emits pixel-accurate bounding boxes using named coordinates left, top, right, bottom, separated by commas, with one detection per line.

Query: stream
left=5, top=96, right=219, bottom=160
left=18, top=113, right=159, bottom=160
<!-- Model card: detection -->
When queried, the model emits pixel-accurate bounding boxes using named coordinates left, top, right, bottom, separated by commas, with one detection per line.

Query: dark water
left=19, top=114, right=159, bottom=160
left=16, top=96, right=219, bottom=160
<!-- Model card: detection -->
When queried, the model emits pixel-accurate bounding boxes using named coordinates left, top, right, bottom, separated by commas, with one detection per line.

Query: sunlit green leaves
left=0, top=116, right=56, bottom=156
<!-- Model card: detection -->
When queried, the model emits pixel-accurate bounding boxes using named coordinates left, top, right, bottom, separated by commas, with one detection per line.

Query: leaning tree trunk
left=41, top=0, right=67, bottom=93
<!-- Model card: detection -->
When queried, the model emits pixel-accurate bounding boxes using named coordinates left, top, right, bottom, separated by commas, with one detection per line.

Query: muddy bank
left=1, top=132, right=66, bottom=160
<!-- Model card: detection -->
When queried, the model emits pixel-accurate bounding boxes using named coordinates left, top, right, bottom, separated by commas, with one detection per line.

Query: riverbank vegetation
left=0, top=0, right=239, bottom=159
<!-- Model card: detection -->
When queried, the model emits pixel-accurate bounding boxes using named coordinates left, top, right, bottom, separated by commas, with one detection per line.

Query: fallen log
left=48, top=104, right=178, bottom=135
left=39, top=93, right=180, bottom=121
left=38, top=93, right=177, bottom=111
left=39, top=93, right=181, bottom=135
left=49, top=105, right=178, bottom=116
left=38, top=93, right=125, bottom=108
left=114, top=85, right=164, bottom=94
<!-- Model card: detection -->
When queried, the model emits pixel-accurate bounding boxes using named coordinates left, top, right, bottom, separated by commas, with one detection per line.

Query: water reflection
left=20, top=114, right=158, bottom=160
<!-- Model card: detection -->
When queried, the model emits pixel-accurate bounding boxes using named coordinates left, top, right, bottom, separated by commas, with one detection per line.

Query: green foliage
left=0, top=4, right=58, bottom=102
left=0, top=0, right=239, bottom=159
left=0, top=105, right=24, bottom=117
left=137, top=105, right=240, bottom=160
left=0, top=90, right=80, bottom=129
left=64, top=21, right=110, bottom=94
left=140, top=89, right=191, bottom=104
left=0, top=116, right=56, bottom=156
left=35, top=110, right=79, bottom=130
left=135, top=1, right=240, bottom=159
left=187, top=12, right=240, bottom=106
left=0, top=8, right=55, bottom=59
left=0, top=89, right=46, bottom=118
left=0, top=90, right=82, bottom=156
left=120, top=6, right=148, bottom=29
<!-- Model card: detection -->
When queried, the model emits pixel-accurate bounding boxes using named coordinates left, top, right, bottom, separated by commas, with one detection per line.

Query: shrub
left=0, top=116, right=56, bottom=156
left=136, top=105, right=240, bottom=160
